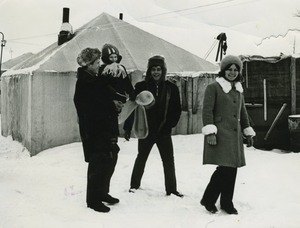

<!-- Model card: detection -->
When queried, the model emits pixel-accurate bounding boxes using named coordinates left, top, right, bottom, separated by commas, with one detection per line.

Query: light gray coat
left=201, top=77, right=253, bottom=168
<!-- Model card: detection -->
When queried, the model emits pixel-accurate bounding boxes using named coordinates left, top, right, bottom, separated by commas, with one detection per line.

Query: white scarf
left=216, top=77, right=243, bottom=93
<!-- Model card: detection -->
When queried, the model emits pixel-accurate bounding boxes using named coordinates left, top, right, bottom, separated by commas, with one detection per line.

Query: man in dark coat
left=124, top=55, right=183, bottom=197
left=74, top=48, right=122, bottom=213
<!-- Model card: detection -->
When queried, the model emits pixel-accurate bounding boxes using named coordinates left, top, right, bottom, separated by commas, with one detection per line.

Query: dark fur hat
left=101, top=43, right=122, bottom=64
left=147, top=55, right=167, bottom=69
left=145, top=55, right=167, bottom=81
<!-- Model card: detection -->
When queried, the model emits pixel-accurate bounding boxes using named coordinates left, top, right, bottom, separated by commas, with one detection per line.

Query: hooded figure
left=124, top=55, right=183, bottom=197
left=101, top=43, right=122, bottom=64
left=200, top=55, right=255, bottom=215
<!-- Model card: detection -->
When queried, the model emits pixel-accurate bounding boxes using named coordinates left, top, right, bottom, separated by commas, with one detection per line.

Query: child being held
left=99, top=43, right=134, bottom=104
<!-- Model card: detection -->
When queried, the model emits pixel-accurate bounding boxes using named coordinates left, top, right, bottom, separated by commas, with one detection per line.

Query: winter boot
left=88, top=202, right=110, bottom=213
left=102, top=194, right=120, bottom=205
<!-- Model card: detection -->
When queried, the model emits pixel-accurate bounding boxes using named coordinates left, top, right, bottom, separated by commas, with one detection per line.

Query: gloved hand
left=102, top=63, right=126, bottom=78
left=128, top=92, right=136, bottom=101
left=207, top=134, right=217, bottom=145
left=246, top=136, right=254, bottom=147
left=124, top=131, right=131, bottom=141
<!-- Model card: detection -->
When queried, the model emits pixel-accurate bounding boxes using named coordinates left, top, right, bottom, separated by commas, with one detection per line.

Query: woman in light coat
left=200, top=55, right=255, bottom=215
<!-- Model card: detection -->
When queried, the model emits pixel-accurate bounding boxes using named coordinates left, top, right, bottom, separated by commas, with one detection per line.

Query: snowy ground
left=1, top=130, right=300, bottom=228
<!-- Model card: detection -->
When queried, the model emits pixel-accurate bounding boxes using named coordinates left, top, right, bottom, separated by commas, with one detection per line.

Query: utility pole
left=0, top=32, right=7, bottom=77
left=293, top=37, right=296, bottom=54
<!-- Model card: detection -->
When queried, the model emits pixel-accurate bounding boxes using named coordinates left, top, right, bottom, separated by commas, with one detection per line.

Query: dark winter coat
left=202, top=77, right=251, bottom=168
left=132, top=78, right=182, bottom=136
left=74, top=67, right=119, bottom=162
left=99, top=64, right=134, bottom=103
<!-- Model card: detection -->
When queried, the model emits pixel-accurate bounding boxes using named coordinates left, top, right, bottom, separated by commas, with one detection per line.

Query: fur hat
left=77, top=48, right=101, bottom=67
left=101, top=43, right=122, bottom=64
left=145, top=55, right=167, bottom=81
left=147, top=55, right=166, bottom=69
left=220, top=55, right=243, bottom=73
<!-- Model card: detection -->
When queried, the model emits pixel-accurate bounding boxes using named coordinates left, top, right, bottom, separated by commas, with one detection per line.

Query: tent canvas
left=10, top=13, right=218, bottom=73
left=1, top=12, right=217, bottom=156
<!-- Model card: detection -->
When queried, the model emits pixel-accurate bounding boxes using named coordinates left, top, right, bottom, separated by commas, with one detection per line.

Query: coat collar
left=216, top=77, right=243, bottom=93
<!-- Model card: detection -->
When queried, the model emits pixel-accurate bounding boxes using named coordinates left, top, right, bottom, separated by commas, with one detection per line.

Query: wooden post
left=245, top=62, right=248, bottom=88
left=290, top=57, right=296, bottom=114
left=264, top=103, right=287, bottom=141
left=263, top=79, right=267, bottom=121
left=192, top=77, right=198, bottom=114
left=187, top=78, right=193, bottom=134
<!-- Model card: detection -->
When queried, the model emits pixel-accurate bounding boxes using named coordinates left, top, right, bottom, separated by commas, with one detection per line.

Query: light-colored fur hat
left=220, top=55, right=243, bottom=73
left=77, top=48, right=101, bottom=67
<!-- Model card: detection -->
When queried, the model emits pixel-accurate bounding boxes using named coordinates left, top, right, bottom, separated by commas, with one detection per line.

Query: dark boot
left=166, top=191, right=184, bottom=198
left=200, top=199, right=218, bottom=214
left=102, top=194, right=120, bottom=205
left=87, top=202, right=110, bottom=213
left=221, top=206, right=238, bottom=215
left=129, top=188, right=138, bottom=193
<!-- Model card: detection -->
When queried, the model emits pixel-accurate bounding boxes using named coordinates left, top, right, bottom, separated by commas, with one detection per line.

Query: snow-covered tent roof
left=240, top=53, right=300, bottom=63
left=2, top=52, right=34, bottom=70
left=9, top=13, right=218, bottom=73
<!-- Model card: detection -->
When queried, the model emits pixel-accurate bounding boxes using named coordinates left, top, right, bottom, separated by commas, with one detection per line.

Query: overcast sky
left=1, top=0, right=300, bottom=62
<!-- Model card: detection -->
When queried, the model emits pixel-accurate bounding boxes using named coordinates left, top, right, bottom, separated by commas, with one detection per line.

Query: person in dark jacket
left=200, top=55, right=256, bottom=214
left=74, top=47, right=122, bottom=213
left=124, top=55, right=183, bottom=197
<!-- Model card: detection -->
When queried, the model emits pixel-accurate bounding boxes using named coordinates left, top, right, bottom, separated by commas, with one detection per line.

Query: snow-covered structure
left=0, top=52, right=34, bottom=113
left=1, top=12, right=218, bottom=156
left=241, top=54, right=300, bottom=151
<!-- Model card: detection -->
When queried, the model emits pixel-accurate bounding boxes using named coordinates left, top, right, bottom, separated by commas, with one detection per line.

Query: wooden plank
left=192, top=77, right=198, bottom=114
left=263, top=79, right=267, bottom=121
left=245, top=62, right=249, bottom=88
left=290, top=57, right=296, bottom=114
left=187, top=78, right=193, bottom=110
left=264, top=103, right=287, bottom=140
left=180, top=78, right=188, bottom=111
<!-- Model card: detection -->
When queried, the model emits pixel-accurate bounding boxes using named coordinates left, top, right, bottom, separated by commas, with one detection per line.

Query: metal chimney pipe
left=62, top=8, right=70, bottom=23
left=119, top=13, right=123, bottom=20
left=58, top=7, right=73, bottom=45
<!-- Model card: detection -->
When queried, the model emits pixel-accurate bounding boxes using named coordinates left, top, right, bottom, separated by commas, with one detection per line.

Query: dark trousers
left=201, top=166, right=237, bottom=208
left=130, top=134, right=177, bottom=193
left=86, top=153, right=118, bottom=206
